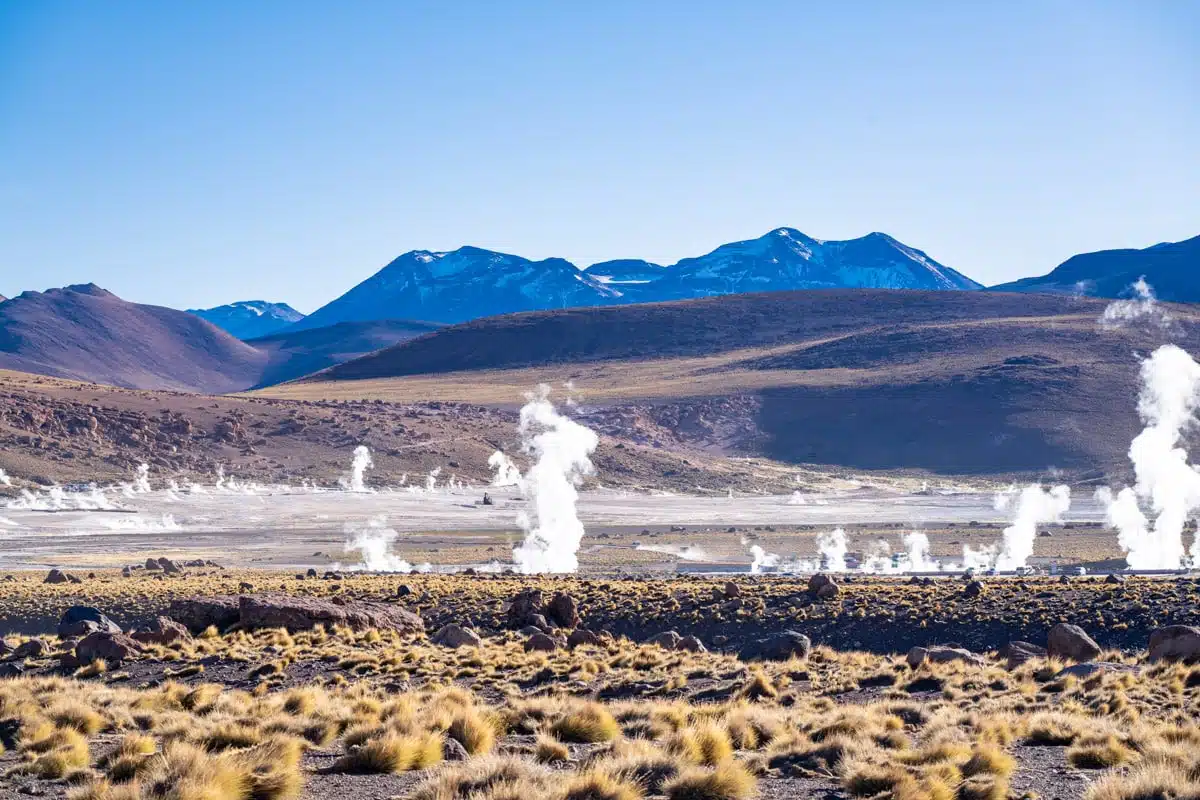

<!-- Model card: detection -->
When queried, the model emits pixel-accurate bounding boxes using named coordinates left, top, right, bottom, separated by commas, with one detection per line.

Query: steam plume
left=1101, top=277, right=1172, bottom=330
left=488, top=451, right=521, bottom=487
left=817, top=527, right=848, bottom=572
left=749, top=544, right=780, bottom=573
left=965, top=484, right=1070, bottom=570
left=0, top=469, right=10, bottom=487
left=344, top=517, right=427, bottom=572
left=511, top=385, right=599, bottom=574
left=1098, top=344, right=1200, bottom=569
left=340, top=446, right=374, bottom=493
left=901, top=531, right=940, bottom=571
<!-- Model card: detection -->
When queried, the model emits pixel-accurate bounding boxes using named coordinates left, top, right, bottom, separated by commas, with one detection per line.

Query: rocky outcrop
left=1000, top=641, right=1047, bottom=670
left=507, top=589, right=580, bottom=629
left=131, top=616, right=192, bottom=646
left=167, top=596, right=241, bottom=633
left=237, top=594, right=423, bottom=634
left=1047, top=623, right=1102, bottom=662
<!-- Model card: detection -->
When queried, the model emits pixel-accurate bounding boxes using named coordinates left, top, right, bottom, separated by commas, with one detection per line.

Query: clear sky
left=1, top=1, right=1197, bottom=311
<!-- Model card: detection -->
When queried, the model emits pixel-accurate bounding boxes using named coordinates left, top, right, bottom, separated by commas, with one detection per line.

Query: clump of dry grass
left=663, top=761, right=756, bottom=800
left=1067, top=735, right=1137, bottom=769
left=447, top=708, right=497, bottom=755
left=333, top=732, right=442, bottom=774
left=534, top=735, right=570, bottom=764
left=552, top=704, right=621, bottom=744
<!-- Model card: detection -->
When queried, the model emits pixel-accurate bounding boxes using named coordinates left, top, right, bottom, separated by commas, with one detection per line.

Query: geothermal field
left=1, top=295, right=1200, bottom=800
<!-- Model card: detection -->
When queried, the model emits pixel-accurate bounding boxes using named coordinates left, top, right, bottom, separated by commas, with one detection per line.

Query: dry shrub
left=1067, top=735, right=1136, bottom=769
left=534, top=735, right=570, bottom=764
left=663, top=761, right=756, bottom=800
left=553, top=704, right=620, bottom=744
left=334, top=732, right=442, bottom=774
left=447, top=709, right=497, bottom=755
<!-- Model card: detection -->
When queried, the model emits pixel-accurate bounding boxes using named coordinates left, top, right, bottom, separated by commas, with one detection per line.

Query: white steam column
left=512, top=385, right=599, bottom=574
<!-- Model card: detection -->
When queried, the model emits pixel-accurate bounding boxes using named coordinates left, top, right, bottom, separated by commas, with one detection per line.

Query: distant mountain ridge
left=293, top=227, right=980, bottom=328
left=991, top=235, right=1200, bottom=301
left=189, top=300, right=305, bottom=339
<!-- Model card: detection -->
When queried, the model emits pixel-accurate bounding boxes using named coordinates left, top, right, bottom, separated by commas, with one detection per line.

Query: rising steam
left=1097, top=344, right=1200, bottom=569
left=343, top=517, right=429, bottom=572
left=1101, top=277, right=1172, bottom=330
left=511, top=385, right=599, bottom=574
left=817, top=527, right=848, bottom=572
left=340, top=446, right=374, bottom=493
left=0, top=468, right=11, bottom=487
left=488, top=451, right=521, bottom=487
left=965, top=484, right=1070, bottom=570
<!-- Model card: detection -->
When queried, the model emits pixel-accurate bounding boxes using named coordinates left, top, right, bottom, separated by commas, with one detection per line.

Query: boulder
left=524, top=633, right=559, bottom=653
left=13, top=640, right=46, bottom=659
left=144, top=558, right=161, bottom=571
left=808, top=574, right=835, bottom=596
left=431, top=624, right=481, bottom=648
left=545, top=592, right=580, bottom=629
left=963, top=581, right=984, bottom=599
left=678, top=635, right=707, bottom=653
left=57, top=607, right=122, bottom=639
left=167, top=596, right=241, bottom=633
left=157, top=557, right=181, bottom=574
left=1000, top=641, right=1047, bottom=670
left=567, top=629, right=603, bottom=649
left=738, top=630, right=812, bottom=662
left=645, top=631, right=683, bottom=650
left=507, top=588, right=544, bottom=629
left=132, top=616, right=192, bottom=646
left=815, top=582, right=840, bottom=600
left=1054, top=662, right=1137, bottom=680
left=442, top=737, right=469, bottom=761
left=1148, top=625, right=1200, bottom=663
left=76, top=632, right=142, bottom=665
left=238, top=594, right=424, bottom=634
left=907, top=645, right=984, bottom=669
left=44, top=569, right=70, bottom=585
left=723, top=581, right=741, bottom=599
left=0, top=663, right=24, bottom=679
left=1047, top=623, right=1102, bottom=662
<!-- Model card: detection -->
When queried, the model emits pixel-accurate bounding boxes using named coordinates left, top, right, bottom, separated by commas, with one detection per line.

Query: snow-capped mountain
left=294, top=247, right=621, bottom=329
left=188, top=300, right=305, bottom=339
left=297, top=229, right=980, bottom=327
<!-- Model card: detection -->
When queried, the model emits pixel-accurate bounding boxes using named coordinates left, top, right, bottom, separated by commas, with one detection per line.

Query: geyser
left=965, top=484, right=1070, bottom=570
left=511, top=385, right=599, bottom=574
left=817, top=527, right=848, bottom=572
left=1098, top=344, right=1200, bottom=569
left=344, top=517, right=427, bottom=572
left=488, top=451, right=520, bottom=487
left=341, top=446, right=374, bottom=493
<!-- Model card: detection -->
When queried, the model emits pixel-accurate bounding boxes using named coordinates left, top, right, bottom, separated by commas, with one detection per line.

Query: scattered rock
left=13, top=640, right=46, bottom=659
left=678, top=635, right=707, bottom=653
left=1047, top=623, right=1102, bottom=662
left=507, top=589, right=544, bottom=629
left=305, top=568, right=318, bottom=579
left=545, top=592, right=580, bottom=629
left=1105, top=574, right=1125, bottom=585
left=815, top=582, right=840, bottom=600
left=567, top=629, right=603, bottom=649
left=75, top=632, right=142, bottom=665
left=144, top=558, right=160, bottom=571
left=57, top=606, right=122, bottom=638
left=157, top=557, right=181, bottom=574
left=645, top=631, right=683, bottom=650
left=808, top=574, right=835, bottom=596
left=523, top=633, right=559, bottom=653
left=738, top=630, right=812, bottom=662
left=1000, top=640, right=1047, bottom=669
left=396, top=584, right=413, bottom=597
left=442, top=737, right=469, bottom=761
left=131, top=616, right=192, bottom=646
left=963, top=581, right=984, bottom=599
left=1148, top=625, right=1200, bottom=663
left=0, top=663, right=25, bottom=679
left=907, top=645, right=984, bottom=669
left=723, top=581, right=741, bottom=599
left=431, top=624, right=481, bottom=648
left=1054, top=662, right=1137, bottom=679
left=43, top=569, right=69, bottom=585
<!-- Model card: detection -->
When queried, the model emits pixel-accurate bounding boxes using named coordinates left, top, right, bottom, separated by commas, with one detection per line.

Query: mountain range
left=293, top=228, right=980, bottom=328
left=188, top=300, right=306, bottom=339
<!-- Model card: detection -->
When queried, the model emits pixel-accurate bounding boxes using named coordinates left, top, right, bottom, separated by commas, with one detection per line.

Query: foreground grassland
left=0, top=571, right=1197, bottom=799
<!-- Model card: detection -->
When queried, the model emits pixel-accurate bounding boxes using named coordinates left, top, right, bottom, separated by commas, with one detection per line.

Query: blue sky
left=1, top=1, right=1197, bottom=311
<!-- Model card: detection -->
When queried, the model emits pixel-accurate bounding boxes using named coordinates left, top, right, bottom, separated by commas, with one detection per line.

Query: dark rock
left=431, top=624, right=481, bottom=648
left=645, top=631, right=682, bottom=650
left=57, top=606, right=122, bottom=639
left=1105, top=573, right=1125, bottom=584
left=678, top=635, right=707, bottom=653
left=723, top=581, right=741, bottom=599
left=157, top=557, right=181, bottom=574
left=13, top=640, right=46, bottom=659
left=738, top=630, right=812, bottom=662
left=507, top=588, right=544, bottom=629
left=1047, top=623, right=1102, bottom=662
left=1148, top=625, right=1200, bottom=663
left=43, top=569, right=69, bottom=585
left=0, top=663, right=25, bottom=679
left=1054, top=662, right=1136, bottom=679
left=807, top=574, right=835, bottom=596
left=442, top=737, right=469, bottom=761
left=238, top=593, right=424, bottom=634
left=132, top=616, right=192, bottom=646
left=306, top=568, right=318, bottom=579
left=907, top=645, right=983, bottom=669
left=524, top=633, right=559, bottom=652
left=567, top=629, right=603, bottom=649
left=167, top=596, right=241, bottom=633
left=144, top=558, right=161, bottom=571
left=396, top=584, right=413, bottom=597
left=545, top=592, right=580, bottom=629
left=963, top=580, right=984, bottom=599
left=76, top=632, right=142, bottom=665
left=1000, top=640, right=1047, bottom=669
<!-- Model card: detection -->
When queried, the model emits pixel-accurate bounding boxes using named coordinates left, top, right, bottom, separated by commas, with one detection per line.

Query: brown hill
left=0, top=285, right=266, bottom=393
left=247, top=319, right=443, bottom=388
left=272, top=290, right=1200, bottom=479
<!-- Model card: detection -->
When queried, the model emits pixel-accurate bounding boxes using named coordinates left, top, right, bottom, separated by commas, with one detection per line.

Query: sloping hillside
left=248, top=319, right=443, bottom=388
left=992, top=235, right=1200, bottom=300
left=0, top=285, right=266, bottom=393
left=270, top=290, right=1199, bottom=478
